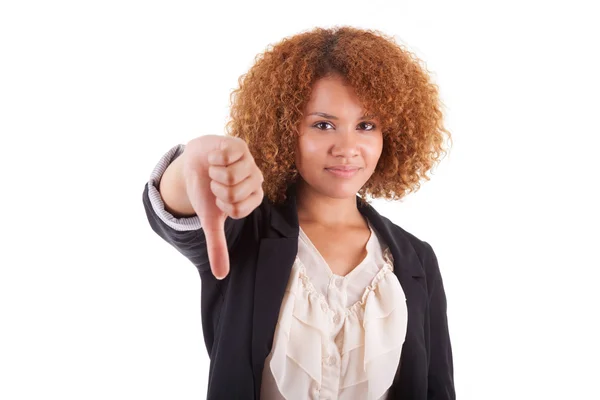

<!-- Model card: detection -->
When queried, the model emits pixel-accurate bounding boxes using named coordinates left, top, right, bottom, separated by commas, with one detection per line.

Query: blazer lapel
left=358, top=202, right=426, bottom=280
left=251, top=185, right=299, bottom=398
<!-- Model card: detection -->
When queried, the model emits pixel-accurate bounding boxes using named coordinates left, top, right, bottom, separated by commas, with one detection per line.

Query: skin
left=294, top=74, right=384, bottom=275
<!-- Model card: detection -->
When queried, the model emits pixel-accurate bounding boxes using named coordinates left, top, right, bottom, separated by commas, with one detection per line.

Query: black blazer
left=143, top=181, right=455, bottom=399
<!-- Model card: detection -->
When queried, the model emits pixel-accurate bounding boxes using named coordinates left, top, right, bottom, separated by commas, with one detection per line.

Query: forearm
left=159, top=146, right=196, bottom=218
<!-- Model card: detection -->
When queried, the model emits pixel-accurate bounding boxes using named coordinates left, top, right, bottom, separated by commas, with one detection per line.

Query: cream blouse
left=260, top=220, right=408, bottom=400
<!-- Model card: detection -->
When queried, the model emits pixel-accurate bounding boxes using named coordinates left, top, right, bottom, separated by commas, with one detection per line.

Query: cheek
left=297, top=136, right=324, bottom=164
left=373, top=136, right=384, bottom=155
left=365, top=139, right=384, bottom=167
left=299, top=136, right=322, bottom=154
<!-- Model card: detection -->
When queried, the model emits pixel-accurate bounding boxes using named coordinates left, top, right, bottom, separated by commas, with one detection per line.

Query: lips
left=325, top=167, right=360, bottom=178
left=326, top=166, right=360, bottom=171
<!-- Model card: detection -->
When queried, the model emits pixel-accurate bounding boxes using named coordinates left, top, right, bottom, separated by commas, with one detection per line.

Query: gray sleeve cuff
left=148, top=144, right=202, bottom=231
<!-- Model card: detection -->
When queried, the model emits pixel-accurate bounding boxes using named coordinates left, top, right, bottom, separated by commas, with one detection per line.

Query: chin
left=298, top=172, right=367, bottom=200
left=316, top=182, right=362, bottom=200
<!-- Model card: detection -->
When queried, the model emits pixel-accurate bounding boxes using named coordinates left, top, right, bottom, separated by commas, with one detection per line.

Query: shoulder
left=374, top=211, right=439, bottom=278
left=376, top=211, right=431, bottom=251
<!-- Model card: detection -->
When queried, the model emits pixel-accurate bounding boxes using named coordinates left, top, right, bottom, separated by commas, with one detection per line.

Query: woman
left=143, top=26, right=454, bottom=399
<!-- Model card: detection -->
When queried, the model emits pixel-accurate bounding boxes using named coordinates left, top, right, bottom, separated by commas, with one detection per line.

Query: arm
left=159, top=144, right=196, bottom=219
left=423, top=241, right=456, bottom=399
left=146, top=144, right=201, bottom=230
left=142, top=144, right=247, bottom=274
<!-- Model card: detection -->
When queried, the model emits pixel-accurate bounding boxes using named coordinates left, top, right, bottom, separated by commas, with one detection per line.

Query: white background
left=1, top=0, right=599, bottom=399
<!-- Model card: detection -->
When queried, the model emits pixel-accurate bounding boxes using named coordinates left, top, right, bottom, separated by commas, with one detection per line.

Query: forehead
left=304, top=75, right=366, bottom=115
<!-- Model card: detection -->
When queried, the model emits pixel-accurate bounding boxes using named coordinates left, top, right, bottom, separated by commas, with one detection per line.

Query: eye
left=313, top=121, right=334, bottom=130
left=359, top=122, right=377, bottom=131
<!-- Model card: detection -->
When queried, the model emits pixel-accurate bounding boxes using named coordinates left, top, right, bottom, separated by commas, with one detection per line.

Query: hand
left=181, top=135, right=264, bottom=280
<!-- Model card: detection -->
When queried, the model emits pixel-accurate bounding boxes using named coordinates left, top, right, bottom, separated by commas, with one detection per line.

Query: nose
left=331, top=130, right=359, bottom=159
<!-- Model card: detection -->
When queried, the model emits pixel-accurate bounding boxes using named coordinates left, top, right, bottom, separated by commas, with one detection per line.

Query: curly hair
left=225, top=25, right=452, bottom=206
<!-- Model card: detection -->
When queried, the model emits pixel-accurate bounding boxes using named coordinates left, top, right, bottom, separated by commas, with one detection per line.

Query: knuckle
left=236, top=136, right=248, bottom=148
left=230, top=138, right=246, bottom=157
left=225, top=188, right=237, bottom=203
left=221, top=152, right=230, bottom=165
left=229, top=204, right=242, bottom=219
left=226, top=172, right=236, bottom=185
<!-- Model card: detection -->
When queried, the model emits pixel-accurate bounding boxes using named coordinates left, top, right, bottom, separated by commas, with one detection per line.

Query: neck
left=295, top=179, right=365, bottom=229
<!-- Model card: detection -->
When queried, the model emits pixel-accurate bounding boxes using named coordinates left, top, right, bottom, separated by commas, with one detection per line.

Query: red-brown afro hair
left=225, top=25, right=452, bottom=206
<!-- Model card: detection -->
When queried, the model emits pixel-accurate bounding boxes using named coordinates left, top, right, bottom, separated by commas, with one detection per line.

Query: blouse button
left=320, top=302, right=327, bottom=312
left=333, top=313, right=341, bottom=324
left=335, top=277, right=343, bottom=288
left=325, top=354, right=337, bottom=366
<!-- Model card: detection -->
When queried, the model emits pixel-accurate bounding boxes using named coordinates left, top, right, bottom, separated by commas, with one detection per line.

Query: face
left=295, top=74, right=383, bottom=200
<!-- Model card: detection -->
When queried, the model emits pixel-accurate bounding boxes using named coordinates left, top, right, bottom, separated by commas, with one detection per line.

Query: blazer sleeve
left=142, top=144, right=247, bottom=274
left=423, top=241, right=456, bottom=399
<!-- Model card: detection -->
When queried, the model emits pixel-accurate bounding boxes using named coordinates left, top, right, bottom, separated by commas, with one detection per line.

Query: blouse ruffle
left=265, top=247, right=407, bottom=400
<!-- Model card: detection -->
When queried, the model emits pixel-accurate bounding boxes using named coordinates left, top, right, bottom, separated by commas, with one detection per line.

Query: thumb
left=184, top=168, right=230, bottom=279
left=199, top=209, right=230, bottom=280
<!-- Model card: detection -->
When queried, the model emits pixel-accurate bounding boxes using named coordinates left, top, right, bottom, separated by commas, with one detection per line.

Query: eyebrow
left=307, top=112, right=374, bottom=120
